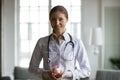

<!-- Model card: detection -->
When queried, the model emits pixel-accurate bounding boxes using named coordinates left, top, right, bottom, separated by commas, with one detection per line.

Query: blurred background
left=0, top=0, right=120, bottom=80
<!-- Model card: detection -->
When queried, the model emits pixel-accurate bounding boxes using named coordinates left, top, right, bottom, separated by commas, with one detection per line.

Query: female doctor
left=29, top=5, right=91, bottom=80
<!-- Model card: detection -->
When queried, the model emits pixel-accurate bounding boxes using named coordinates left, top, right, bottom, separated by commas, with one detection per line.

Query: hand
left=52, top=70, right=63, bottom=80
left=52, top=66, right=64, bottom=80
left=42, top=70, right=52, bottom=80
left=42, top=70, right=63, bottom=80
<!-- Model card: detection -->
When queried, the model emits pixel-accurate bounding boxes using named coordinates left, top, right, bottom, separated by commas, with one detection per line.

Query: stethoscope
left=47, top=33, right=75, bottom=62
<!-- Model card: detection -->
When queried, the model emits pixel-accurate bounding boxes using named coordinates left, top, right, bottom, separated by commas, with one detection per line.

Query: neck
left=53, top=29, right=66, bottom=37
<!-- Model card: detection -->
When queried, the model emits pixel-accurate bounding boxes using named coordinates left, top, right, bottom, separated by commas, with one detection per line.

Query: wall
left=82, top=0, right=101, bottom=79
left=2, top=0, right=15, bottom=78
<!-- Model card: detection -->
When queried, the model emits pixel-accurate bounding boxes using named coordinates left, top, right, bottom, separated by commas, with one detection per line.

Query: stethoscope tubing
left=47, top=33, right=74, bottom=62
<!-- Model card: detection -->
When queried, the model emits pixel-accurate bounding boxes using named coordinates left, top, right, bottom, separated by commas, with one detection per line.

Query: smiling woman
left=28, top=5, right=91, bottom=80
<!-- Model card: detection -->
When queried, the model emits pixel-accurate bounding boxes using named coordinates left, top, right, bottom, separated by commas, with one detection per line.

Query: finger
left=52, top=74, right=58, bottom=80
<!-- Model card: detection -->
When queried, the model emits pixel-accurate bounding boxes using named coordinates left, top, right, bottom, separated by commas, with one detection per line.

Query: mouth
left=54, top=26, right=61, bottom=30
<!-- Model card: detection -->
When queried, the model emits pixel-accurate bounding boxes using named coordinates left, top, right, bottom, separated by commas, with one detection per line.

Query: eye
left=59, top=18, right=63, bottom=21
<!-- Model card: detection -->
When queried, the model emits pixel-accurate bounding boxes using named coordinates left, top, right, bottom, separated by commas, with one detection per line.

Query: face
left=50, top=11, right=68, bottom=35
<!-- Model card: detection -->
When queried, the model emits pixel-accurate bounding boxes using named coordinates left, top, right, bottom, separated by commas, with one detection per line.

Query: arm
left=29, top=38, right=61, bottom=80
left=73, top=40, right=91, bottom=79
left=28, top=39, right=44, bottom=78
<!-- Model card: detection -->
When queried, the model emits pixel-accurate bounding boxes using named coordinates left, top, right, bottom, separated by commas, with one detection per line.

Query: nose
left=55, top=20, right=60, bottom=26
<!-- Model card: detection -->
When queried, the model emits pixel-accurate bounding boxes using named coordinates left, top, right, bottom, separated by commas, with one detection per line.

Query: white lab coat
left=29, top=32, right=91, bottom=80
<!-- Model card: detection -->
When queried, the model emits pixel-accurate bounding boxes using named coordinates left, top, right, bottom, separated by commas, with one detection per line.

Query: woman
left=29, top=5, right=91, bottom=80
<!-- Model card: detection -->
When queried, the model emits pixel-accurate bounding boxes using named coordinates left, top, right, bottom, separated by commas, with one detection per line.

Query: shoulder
left=37, top=35, right=49, bottom=44
left=70, top=34, right=81, bottom=43
left=70, top=34, right=84, bottom=47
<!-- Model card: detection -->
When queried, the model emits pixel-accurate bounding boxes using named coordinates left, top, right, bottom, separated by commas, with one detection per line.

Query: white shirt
left=29, top=32, right=91, bottom=80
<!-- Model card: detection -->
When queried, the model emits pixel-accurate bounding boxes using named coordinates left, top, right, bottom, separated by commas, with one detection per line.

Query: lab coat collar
left=51, top=31, right=70, bottom=41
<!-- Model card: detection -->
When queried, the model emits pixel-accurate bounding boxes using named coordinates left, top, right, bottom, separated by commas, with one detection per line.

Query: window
left=17, top=0, right=81, bottom=67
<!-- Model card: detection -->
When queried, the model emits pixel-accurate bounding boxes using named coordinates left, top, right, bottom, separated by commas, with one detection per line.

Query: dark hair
left=49, top=5, right=68, bottom=20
